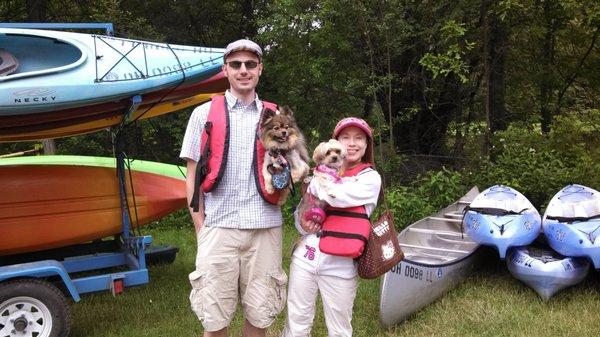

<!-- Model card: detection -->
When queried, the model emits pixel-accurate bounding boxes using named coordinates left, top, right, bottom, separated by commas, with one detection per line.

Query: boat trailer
left=0, top=21, right=174, bottom=337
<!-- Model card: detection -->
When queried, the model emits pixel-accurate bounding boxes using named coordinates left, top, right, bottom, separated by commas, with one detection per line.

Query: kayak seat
left=0, top=49, right=19, bottom=77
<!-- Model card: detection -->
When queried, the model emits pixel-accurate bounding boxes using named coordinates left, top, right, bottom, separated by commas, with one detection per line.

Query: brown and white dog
left=297, top=139, right=347, bottom=224
left=259, top=106, right=310, bottom=202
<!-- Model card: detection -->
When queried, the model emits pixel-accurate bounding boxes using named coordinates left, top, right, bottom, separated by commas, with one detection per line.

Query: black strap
left=546, top=213, right=600, bottom=223
left=289, top=175, right=296, bottom=197
left=464, top=206, right=528, bottom=216
left=190, top=121, right=213, bottom=212
left=326, top=210, right=370, bottom=219
left=319, top=230, right=368, bottom=243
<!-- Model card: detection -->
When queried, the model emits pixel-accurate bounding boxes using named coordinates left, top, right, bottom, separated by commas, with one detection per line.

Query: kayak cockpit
left=0, top=49, right=19, bottom=76
left=0, top=33, right=85, bottom=81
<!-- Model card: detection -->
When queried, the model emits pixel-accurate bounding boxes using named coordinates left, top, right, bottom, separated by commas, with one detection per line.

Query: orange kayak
left=0, top=156, right=187, bottom=256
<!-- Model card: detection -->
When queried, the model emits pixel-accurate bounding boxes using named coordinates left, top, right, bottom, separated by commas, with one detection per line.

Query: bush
left=385, top=168, right=468, bottom=231
left=468, top=116, right=600, bottom=211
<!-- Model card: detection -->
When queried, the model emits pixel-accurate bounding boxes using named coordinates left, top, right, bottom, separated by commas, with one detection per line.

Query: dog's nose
left=281, top=130, right=287, bottom=136
left=331, top=156, right=338, bottom=161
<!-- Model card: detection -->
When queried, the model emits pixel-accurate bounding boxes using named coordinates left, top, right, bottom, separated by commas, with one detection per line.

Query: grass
left=68, top=222, right=600, bottom=337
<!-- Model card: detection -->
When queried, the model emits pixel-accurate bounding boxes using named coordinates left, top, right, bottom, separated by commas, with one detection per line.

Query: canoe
left=379, top=187, right=480, bottom=326
left=506, top=246, right=589, bottom=302
left=463, top=185, right=541, bottom=259
left=0, top=155, right=186, bottom=256
left=0, top=92, right=218, bottom=142
left=542, top=184, right=600, bottom=268
left=0, top=28, right=226, bottom=136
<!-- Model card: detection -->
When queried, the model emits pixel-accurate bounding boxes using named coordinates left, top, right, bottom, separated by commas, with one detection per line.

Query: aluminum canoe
left=380, top=187, right=480, bottom=326
left=0, top=155, right=186, bottom=256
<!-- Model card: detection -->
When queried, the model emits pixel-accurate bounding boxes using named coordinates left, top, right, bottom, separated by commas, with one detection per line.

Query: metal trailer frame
left=0, top=235, right=152, bottom=302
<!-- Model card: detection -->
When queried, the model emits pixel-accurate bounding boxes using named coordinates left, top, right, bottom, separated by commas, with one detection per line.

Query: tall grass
left=70, top=224, right=600, bottom=337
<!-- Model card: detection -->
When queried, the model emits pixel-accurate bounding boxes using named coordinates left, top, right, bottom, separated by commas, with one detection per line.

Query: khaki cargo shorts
left=189, top=226, right=287, bottom=332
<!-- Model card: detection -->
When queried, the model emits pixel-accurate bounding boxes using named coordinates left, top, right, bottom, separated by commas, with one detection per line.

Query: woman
left=283, top=117, right=382, bottom=337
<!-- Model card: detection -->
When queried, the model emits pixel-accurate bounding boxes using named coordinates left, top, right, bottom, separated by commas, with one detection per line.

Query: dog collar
left=315, top=164, right=342, bottom=183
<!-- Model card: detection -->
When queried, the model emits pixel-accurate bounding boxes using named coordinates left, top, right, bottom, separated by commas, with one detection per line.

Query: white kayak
left=379, top=187, right=480, bottom=326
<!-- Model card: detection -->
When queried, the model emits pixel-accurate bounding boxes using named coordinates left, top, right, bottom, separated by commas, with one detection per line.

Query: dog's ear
left=280, top=106, right=294, bottom=117
left=312, top=142, right=326, bottom=164
left=261, top=108, right=277, bottom=126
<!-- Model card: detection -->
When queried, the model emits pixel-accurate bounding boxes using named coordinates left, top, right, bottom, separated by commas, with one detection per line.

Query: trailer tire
left=0, top=278, right=71, bottom=337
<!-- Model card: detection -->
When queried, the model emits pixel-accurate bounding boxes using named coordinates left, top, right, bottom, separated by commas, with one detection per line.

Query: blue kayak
left=543, top=184, right=600, bottom=269
left=463, top=185, right=541, bottom=259
left=507, top=246, right=589, bottom=302
left=0, top=28, right=224, bottom=116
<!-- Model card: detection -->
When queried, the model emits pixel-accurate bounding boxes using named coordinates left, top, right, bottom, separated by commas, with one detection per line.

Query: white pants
left=283, top=260, right=358, bottom=337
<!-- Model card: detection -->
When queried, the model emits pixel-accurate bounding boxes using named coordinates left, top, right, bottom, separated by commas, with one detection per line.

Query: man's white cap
left=223, top=39, right=262, bottom=61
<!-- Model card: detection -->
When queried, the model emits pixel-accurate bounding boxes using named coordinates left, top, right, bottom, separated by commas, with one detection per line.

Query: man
left=180, top=39, right=287, bottom=337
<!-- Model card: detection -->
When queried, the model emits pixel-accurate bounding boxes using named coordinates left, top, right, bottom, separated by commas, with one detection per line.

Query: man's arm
left=186, top=159, right=205, bottom=234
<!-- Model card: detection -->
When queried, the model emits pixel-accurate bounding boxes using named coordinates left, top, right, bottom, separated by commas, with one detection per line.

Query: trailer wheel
left=0, top=278, right=71, bottom=337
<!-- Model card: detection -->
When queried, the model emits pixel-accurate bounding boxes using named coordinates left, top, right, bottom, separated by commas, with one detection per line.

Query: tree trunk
left=42, top=139, right=56, bottom=154
left=488, top=13, right=508, bottom=134
left=482, top=0, right=491, bottom=156
left=25, top=0, right=47, bottom=22
left=483, top=0, right=508, bottom=159
left=539, top=0, right=556, bottom=134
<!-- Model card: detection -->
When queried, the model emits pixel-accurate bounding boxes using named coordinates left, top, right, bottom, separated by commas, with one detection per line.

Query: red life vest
left=318, top=163, right=375, bottom=258
left=189, top=95, right=282, bottom=211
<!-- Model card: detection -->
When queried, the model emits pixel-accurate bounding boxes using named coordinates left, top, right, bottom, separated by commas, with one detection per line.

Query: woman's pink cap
left=333, top=117, right=372, bottom=138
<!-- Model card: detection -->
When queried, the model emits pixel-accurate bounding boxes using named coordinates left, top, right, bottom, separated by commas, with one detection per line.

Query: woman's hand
left=300, top=218, right=321, bottom=234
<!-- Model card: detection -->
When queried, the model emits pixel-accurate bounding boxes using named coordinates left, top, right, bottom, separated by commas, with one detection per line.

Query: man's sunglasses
left=226, top=60, right=260, bottom=69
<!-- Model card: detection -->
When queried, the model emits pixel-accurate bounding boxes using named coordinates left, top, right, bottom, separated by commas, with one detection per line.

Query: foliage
left=383, top=107, right=600, bottom=229
left=385, top=168, right=467, bottom=231
left=419, top=20, right=474, bottom=83
left=463, top=110, right=600, bottom=210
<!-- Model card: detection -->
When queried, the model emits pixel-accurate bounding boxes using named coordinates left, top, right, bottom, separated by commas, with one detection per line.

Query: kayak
left=543, top=184, right=600, bottom=268
left=0, top=155, right=186, bottom=256
left=507, top=245, right=590, bottom=301
left=380, top=187, right=480, bottom=326
left=0, top=28, right=226, bottom=136
left=463, top=185, right=541, bottom=259
left=0, top=92, right=218, bottom=142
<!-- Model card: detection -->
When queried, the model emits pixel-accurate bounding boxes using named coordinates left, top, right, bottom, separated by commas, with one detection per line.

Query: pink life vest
left=318, top=163, right=374, bottom=258
left=190, top=95, right=282, bottom=211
